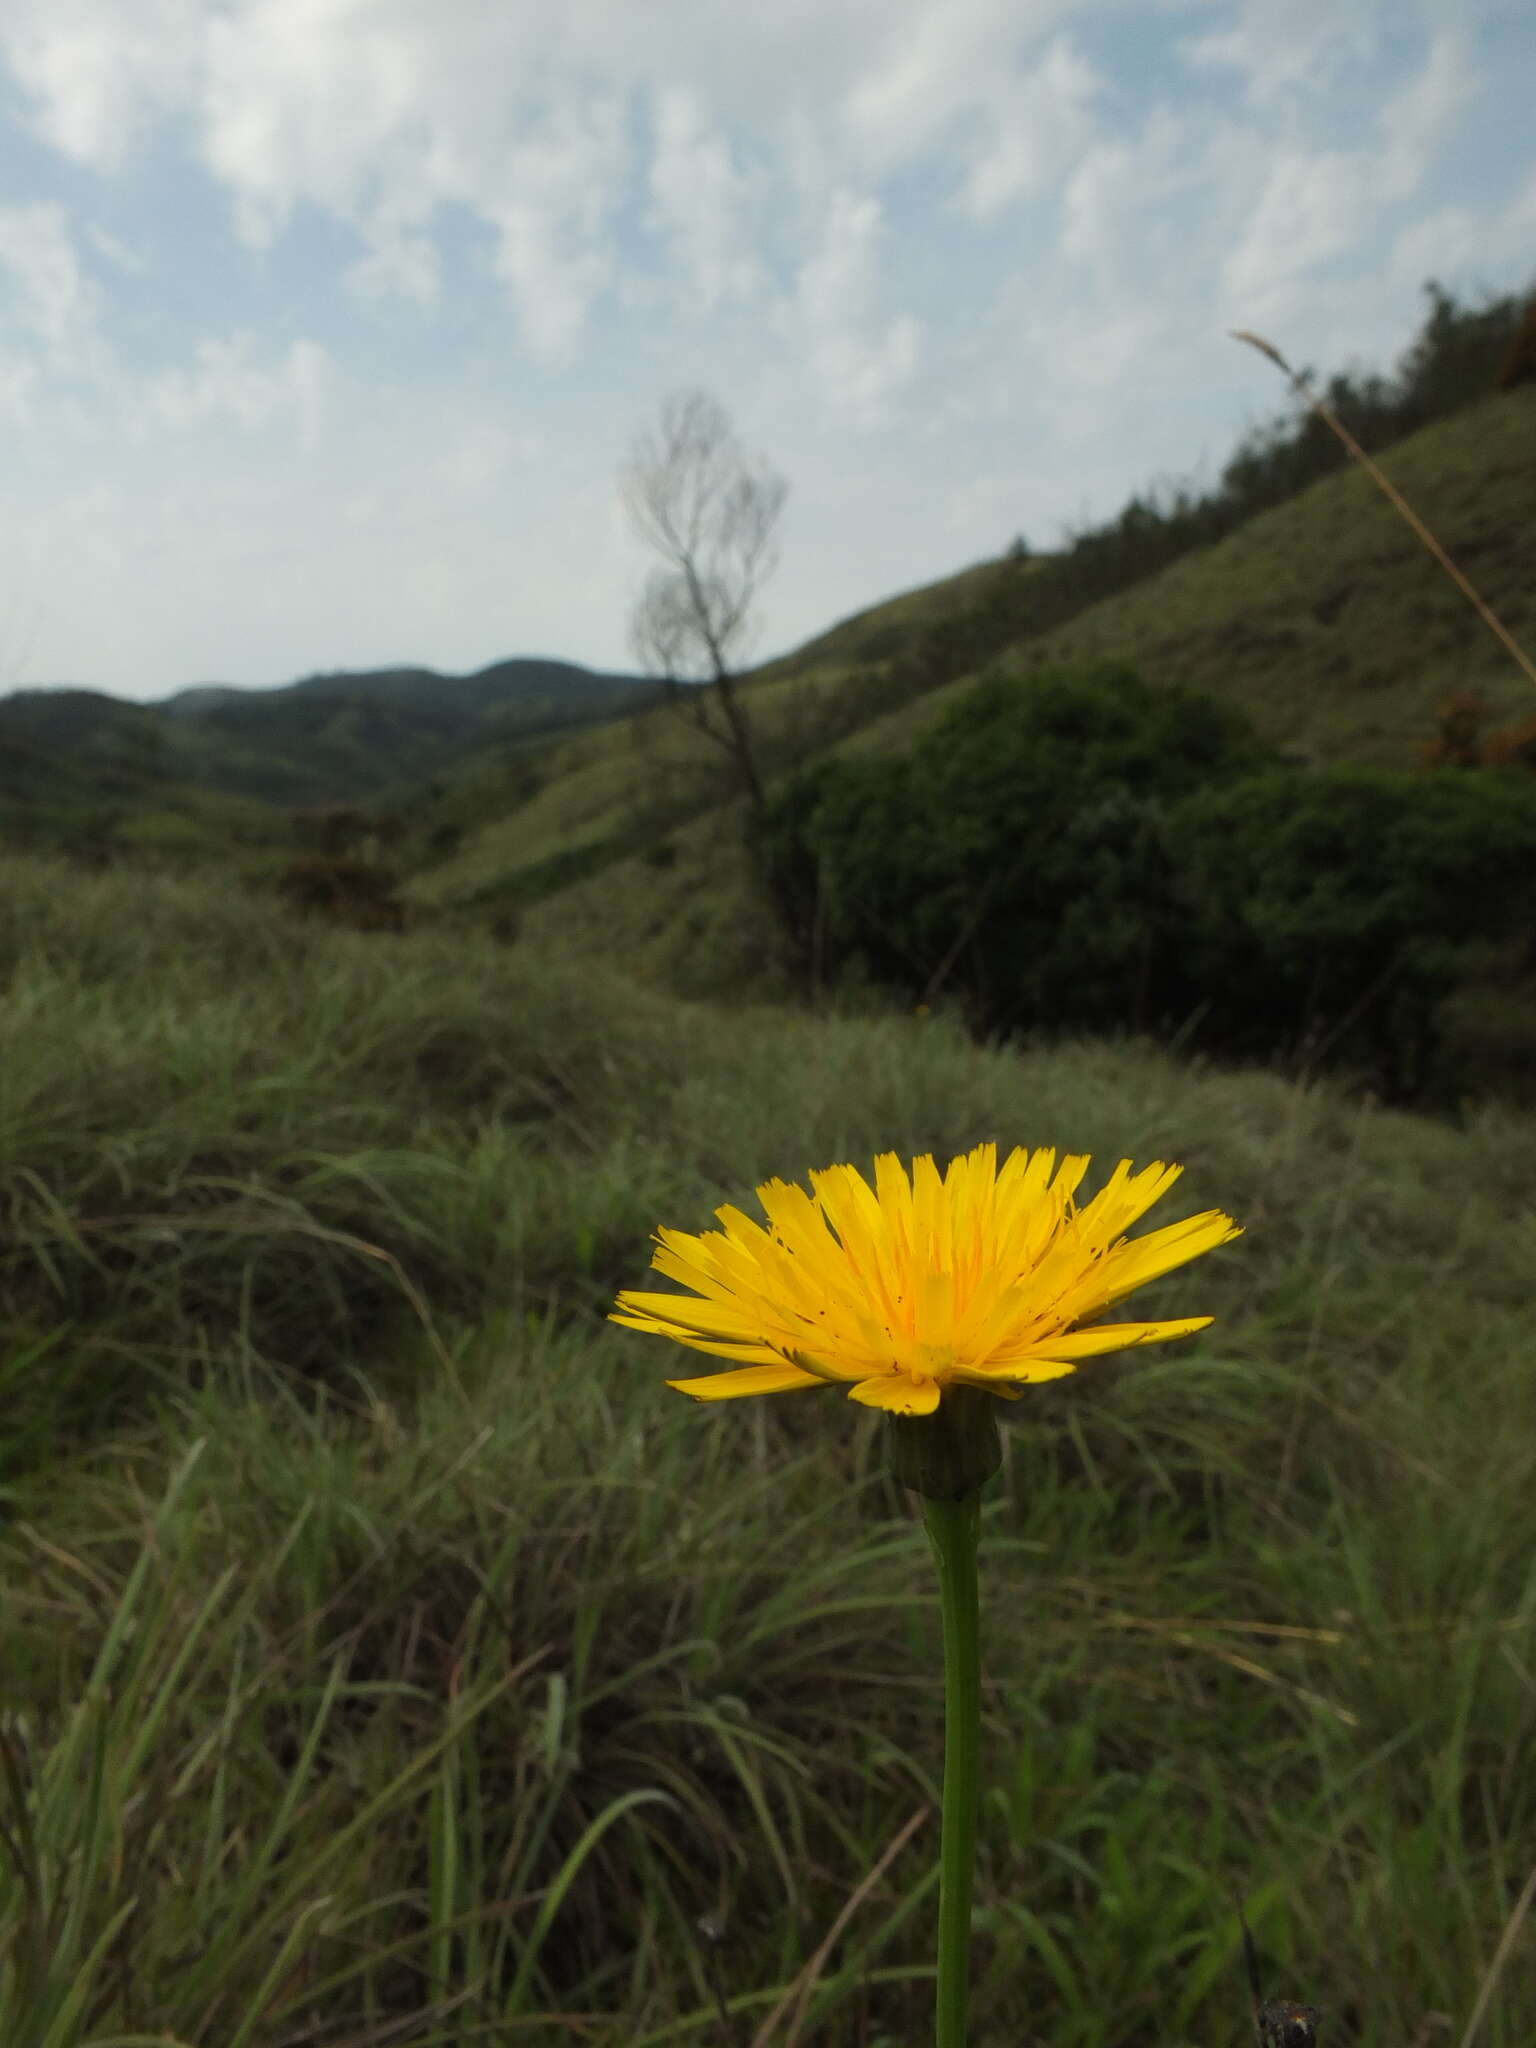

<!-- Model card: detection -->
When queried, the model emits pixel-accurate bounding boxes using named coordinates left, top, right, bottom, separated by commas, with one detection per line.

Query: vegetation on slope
left=10, top=279, right=1533, bottom=1003
left=865, top=382, right=1536, bottom=768
left=3, top=853, right=1535, bottom=2043
left=4, top=280, right=1534, bottom=2048
left=757, top=662, right=1536, bottom=1106
left=0, top=658, right=659, bottom=865
left=501, top=378, right=1536, bottom=1014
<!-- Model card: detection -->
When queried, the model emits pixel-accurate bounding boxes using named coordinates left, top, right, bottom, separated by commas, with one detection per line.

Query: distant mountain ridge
left=0, top=656, right=660, bottom=810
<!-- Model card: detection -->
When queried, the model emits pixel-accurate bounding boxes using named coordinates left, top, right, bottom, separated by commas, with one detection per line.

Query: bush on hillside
left=276, top=854, right=408, bottom=933
left=762, top=665, right=1536, bottom=1099
left=1495, top=294, right=1536, bottom=391
left=1163, top=764, right=1536, bottom=1093
left=1420, top=690, right=1536, bottom=777
left=1420, top=689, right=1494, bottom=769
left=290, top=803, right=368, bottom=856
left=760, top=663, right=1276, bottom=1030
left=1481, top=711, right=1536, bottom=774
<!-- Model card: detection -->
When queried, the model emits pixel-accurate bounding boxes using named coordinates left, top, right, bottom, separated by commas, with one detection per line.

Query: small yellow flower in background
left=610, top=1142, right=1241, bottom=1417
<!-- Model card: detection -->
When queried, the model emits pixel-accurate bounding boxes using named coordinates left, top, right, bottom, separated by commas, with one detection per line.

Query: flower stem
left=923, top=1490, right=982, bottom=2048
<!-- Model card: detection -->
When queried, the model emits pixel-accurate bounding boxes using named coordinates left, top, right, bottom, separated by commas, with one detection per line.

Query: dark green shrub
left=1481, top=709, right=1536, bottom=774
left=289, top=804, right=367, bottom=856
left=1420, top=689, right=1493, bottom=768
left=1495, top=294, right=1536, bottom=391
left=763, top=665, right=1536, bottom=1099
left=276, top=855, right=407, bottom=933
left=1164, top=763, right=1536, bottom=1093
left=761, top=664, right=1274, bottom=1028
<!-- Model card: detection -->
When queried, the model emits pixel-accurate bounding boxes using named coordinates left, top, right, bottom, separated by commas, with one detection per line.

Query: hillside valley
left=494, top=383, right=1536, bottom=1004
left=4, top=284, right=1536, bottom=2048
left=5, top=340, right=1535, bottom=1097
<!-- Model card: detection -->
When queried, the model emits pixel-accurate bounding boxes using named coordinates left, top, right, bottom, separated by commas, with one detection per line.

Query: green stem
left=923, top=1491, right=982, bottom=2048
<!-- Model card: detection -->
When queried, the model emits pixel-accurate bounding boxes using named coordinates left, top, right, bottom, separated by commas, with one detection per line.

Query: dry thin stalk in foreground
left=749, top=1805, right=929, bottom=2048
left=1455, top=1861, right=1536, bottom=2048
left=1230, top=328, right=1536, bottom=697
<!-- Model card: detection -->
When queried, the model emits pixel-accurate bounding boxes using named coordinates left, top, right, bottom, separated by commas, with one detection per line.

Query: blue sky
left=0, top=0, right=1532, bottom=702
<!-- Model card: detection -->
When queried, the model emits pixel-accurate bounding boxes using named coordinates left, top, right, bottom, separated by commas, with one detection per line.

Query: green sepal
left=885, top=1385, right=1003, bottom=1500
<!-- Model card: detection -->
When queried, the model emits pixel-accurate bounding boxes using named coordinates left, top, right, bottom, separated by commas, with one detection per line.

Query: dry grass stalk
left=1231, top=328, right=1536, bottom=696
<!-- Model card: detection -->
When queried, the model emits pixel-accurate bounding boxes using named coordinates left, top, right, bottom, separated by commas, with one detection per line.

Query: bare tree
left=622, top=388, right=787, bottom=816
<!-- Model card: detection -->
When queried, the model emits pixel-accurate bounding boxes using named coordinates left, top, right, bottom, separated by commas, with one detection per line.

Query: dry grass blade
left=1455, top=1862, right=1536, bottom=2048
left=1231, top=327, right=1536, bottom=696
left=750, top=1805, right=929, bottom=2048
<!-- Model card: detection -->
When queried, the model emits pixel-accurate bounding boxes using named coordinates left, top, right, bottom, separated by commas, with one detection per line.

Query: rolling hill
left=392, top=382, right=1536, bottom=998
left=148, top=656, right=661, bottom=805
left=0, top=656, right=660, bottom=848
left=5, top=371, right=1533, bottom=1002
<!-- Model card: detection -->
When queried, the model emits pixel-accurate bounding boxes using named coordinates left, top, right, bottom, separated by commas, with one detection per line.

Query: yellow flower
left=611, top=1142, right=1241, bottom=1416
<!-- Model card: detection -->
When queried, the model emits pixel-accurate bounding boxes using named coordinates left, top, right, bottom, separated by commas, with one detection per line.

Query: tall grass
left=2, top=853, right=1534, bottom=2043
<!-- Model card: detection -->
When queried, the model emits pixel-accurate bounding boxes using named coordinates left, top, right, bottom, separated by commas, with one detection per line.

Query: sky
left=0, top=0, right=1532, bottom=703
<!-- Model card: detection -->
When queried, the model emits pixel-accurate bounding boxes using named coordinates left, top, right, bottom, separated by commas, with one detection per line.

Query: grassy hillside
left=2, top=850, right=1534, bottom=2044
left=149, top=655, right=660, bottom=805
left=755, top=549, right=1049, bottom=678
left=0, top=692, right=295, bottom=867
left=465, top=384, right=1536, bottom=1000
left=857, top=382, right=1536, bottom=767
left=0, top=657, right=658, bottom=864
left=9, top=382, right=1531, bottom=983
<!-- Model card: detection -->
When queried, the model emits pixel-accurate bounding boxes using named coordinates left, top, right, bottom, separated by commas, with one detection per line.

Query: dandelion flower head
left=611, top=1142, right=1241, bottom=1415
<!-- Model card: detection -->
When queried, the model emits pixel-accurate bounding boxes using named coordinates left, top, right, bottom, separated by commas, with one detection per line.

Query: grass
left=2, top=852, right=1535, bottom=2044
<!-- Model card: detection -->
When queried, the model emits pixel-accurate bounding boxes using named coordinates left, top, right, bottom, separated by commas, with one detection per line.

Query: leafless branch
left=622, top=389, right=787, bottom=813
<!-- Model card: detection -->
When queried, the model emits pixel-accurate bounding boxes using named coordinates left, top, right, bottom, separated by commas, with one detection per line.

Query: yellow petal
left=973, top=1357, right=1079, bottom=1385
left=667, top=1363, right=826, bottom=1401
left=1000, top=1315, right=1213, bottom=1367
left=846, top=1373, right=941, bottom=1415
left=1094, top=1211, right=1243, bottom=1300
left=613, top=1288, right=774, bottom=1338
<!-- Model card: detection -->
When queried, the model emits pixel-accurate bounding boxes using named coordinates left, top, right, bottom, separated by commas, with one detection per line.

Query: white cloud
left=1391, top=164, right=1536, bottom=296
left=2, top=0, right=1102, bottom=359
left=0, top=355, right=39, bottom=424
left=346, top=229, right=440, bottom=307
left=1060, top=137, right=1141, bottom=273
left=1377, top=32, right=1476, bottom=197
left=1389, top=204, right=1476, bottom=286
left=195, top=4, right=634, bottom=349
left=0, top=202, right=88, bottom=346
left=432, top=422, right=545, bottom=498
left=83, top=221, right=150, bottom=276
left=1219, top=148, right=1372, bottom=320
left=1179, top=0, right=1382, bottom=110
left=1058, top=101, right=1210, bottom=292
left=959, top=37, right=1102, bottom=216
left=645, top=86, right=765, bottom=310
left=197, top=0, right=440, bottom=252
left=0, top=0, right=203, bottom=163
left=133, top=335, right=330, bottom=447
left=783, top=187, right=922, bottom=423
left=1212, top=27, right=1481, bottom=328
left=845, top=0, right=1071, bottom=166
left=474, top=93, right=631, bottom=354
